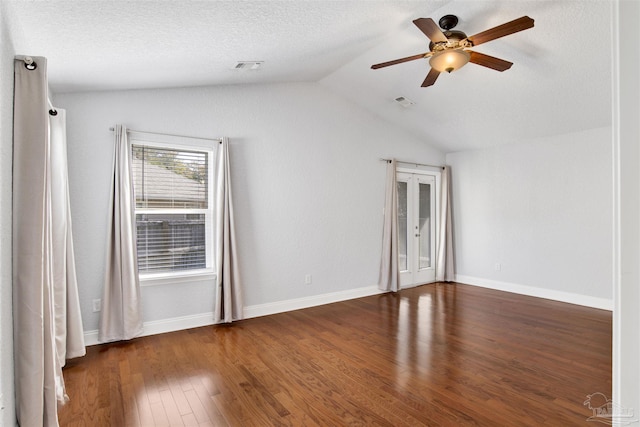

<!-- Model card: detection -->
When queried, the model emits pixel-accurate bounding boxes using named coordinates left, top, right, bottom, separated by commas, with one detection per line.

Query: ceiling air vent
left=234, top=61, right=264, bottom=70
left=394, top=96, right=415, bottom=108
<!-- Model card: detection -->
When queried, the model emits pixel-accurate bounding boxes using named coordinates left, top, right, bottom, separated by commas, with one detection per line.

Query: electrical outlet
left=304, top=274, right=312, bottom=285
left=92, top=299, right=102, bottom=313
left=494, top=263, right=502, bottom=272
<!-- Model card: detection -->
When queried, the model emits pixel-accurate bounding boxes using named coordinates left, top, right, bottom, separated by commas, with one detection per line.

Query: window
left=131, top=140, right=215, bottom=281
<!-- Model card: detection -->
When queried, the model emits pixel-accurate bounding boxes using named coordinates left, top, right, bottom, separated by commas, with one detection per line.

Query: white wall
left=0, top=1, right=16, bottom=425
left=447, top=126, right=612, bottom=308
left=56, top=82, right=444, bottom=335
left=614, top=0, right=640, bottom=420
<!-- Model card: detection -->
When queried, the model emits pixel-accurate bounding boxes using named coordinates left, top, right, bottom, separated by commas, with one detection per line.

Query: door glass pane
left=418, top=183, right=431, bottom=269
left=397, top=181, right=408, bottom=271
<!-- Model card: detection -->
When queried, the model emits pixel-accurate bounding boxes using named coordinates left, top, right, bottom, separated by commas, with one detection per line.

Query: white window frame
left=130, top=136, right=216, bottom=286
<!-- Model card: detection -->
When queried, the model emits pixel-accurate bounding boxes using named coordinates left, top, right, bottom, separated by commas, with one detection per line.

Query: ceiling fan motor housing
left=438, top=14, right=459, bottom=30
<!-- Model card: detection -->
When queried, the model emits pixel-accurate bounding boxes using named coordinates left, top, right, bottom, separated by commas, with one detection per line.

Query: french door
left=397, top=170, right=439, bottom=288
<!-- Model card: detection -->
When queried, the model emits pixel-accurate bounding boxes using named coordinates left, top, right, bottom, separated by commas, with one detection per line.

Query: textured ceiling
left=4, top=0, right=612, bottom=153
left=5, top=0, right=447, bottom=91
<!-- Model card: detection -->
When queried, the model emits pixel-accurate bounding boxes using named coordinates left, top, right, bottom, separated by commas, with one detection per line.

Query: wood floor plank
left=131, top=372, right=154, bottom=427
left=159, top=388, right=185, bottom=426
left=59, top=283, right=611, bottom=426
left=188, top=375, right=232, bottom=426
left=182, top=388, right=211, bottom=424
left=272, top=390, right=322, bottom=427
left=180, top=412, right=198, bottom=427
left=149, top=400, right=170, bottom=427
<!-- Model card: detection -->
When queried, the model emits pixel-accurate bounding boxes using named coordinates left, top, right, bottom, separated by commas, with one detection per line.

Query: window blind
left=132, top=145, right=208, bottom=209
left=136, top=213, right=206, bottom=273
left=132, top=144, right=212, bottom=275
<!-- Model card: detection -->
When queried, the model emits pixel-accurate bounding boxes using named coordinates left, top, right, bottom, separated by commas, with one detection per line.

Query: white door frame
left=397, top=167, right=441, bottom=288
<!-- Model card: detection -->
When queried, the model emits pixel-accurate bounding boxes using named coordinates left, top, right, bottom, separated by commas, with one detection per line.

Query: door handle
left=415, top=233, right=420, bottom=237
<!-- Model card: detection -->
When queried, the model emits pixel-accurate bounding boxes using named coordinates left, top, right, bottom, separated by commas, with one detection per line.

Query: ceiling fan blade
left=371, top=53, right=428, bottom=69
left=413, top=18, right=448, bottom=43
left=421, top=68, right=440, bottom=87
left=467, top=16, right=534, bottom=47
left=469, top=51, right=513, bottom=71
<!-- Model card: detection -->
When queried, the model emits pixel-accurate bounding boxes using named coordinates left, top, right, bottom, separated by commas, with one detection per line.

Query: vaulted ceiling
left=5, top=0, right=612, bottom=152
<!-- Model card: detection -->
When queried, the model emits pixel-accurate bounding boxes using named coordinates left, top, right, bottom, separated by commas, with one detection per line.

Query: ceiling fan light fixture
left=429, top=49, right=470, bottom=73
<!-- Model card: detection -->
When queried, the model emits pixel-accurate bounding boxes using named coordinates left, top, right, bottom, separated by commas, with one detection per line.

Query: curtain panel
left=213, top=138, right=243, bottom=322
left=13, top=55, right=85, bottom=427
left=99, top=125, right=143, bottom=342
left=436, top=166, right=455, bottom=282
left=378, top=159, right=400, bottom=292
left=49, top=109, right=86, bottom=362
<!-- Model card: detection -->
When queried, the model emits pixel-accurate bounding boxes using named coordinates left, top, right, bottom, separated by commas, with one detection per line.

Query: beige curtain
left=99, top=125, right=143, bottom=342
left=13, top=55, right=85, bottom=427
left=436, top=166, right=454, bottom=281
left=213, top=138, right=243, bottom=323
left=378, top=159, right=400, bottom=292
left=49, top=109, right=86, bottom=363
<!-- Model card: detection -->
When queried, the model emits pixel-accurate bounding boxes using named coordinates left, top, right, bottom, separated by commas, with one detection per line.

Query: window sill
left=140, top=271, right=216, bottom=287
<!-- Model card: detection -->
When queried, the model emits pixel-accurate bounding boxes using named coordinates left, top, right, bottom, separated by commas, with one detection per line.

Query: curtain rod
left=109, top=127, right=221, bottom=143
left=379, top=158, right=444, bottom=169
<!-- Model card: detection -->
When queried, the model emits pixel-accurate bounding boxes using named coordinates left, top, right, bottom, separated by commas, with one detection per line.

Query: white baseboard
left=243, top=285, right=384, bottom=319
left=455, top=275, right=613, bottom=311
left=84, top=285, right=384, bottom=346
left=83, top=312, right=217, bottom=346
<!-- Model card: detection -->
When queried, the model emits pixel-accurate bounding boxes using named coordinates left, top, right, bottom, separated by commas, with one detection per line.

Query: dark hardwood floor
left=59, top=283, right=611, bottom=426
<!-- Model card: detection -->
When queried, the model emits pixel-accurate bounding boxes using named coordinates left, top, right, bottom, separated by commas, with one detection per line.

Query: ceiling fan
left=371, top=14, right=534, bottom=87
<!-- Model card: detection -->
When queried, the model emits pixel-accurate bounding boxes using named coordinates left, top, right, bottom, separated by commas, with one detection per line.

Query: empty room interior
left=1, top=0, right=639, bottom=426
